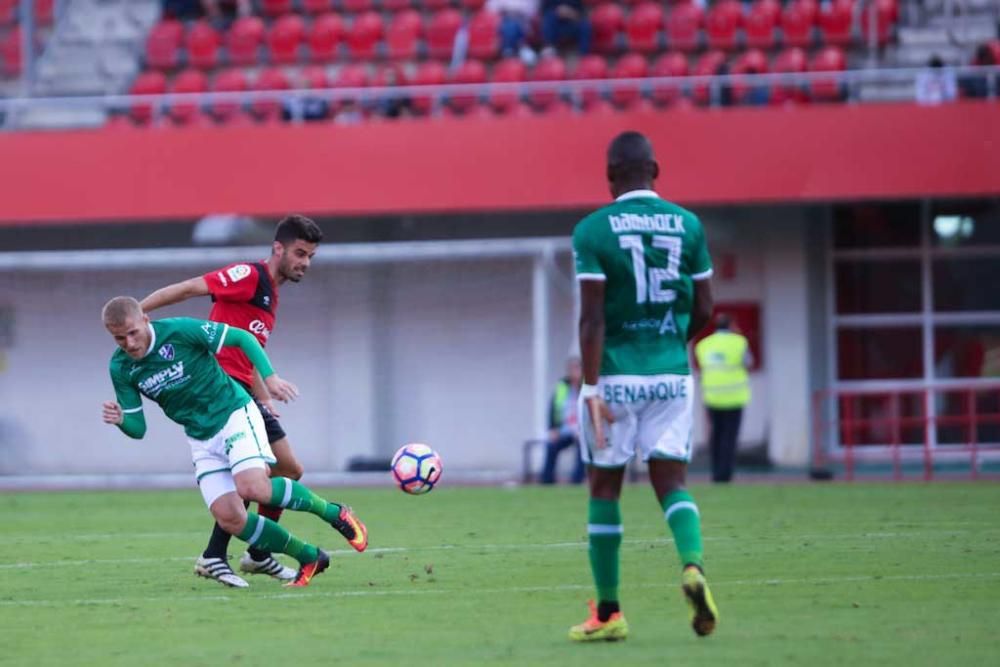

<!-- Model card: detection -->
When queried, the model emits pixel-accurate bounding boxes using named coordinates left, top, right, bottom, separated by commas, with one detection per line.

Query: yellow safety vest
left=695, top=331, right=751, bottom=409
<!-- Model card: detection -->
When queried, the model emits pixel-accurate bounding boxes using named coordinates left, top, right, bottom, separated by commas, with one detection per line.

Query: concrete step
left=857, top=80, right=917, bottom=103
left=889, top=44, right=969, bottom=66
left=12, top=105, right=106, bottom=130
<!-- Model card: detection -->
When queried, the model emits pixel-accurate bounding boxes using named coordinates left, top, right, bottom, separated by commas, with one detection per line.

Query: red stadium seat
left=35, top=0, right=54, bottom=24
left=461, top=0, right=486, bottom=10
left=809, top=45, right=846, bottom=101
left=449, top=59, right=487, bottom=112
left=209, top=68, right=247, bottom=121
left=386, top=10, right=422, bottom=61
left=145, top=20, right=184, bottom=70
left=261, top=0, right=293, bottom=17
left=344, top=0, right=375, bottom=13
left=591, top=3, right=624, bottom=54
left=705, top=0, right=743, bottom=51
left=186, top=20, right=221, bottom=69
left=421, top=0, right=451, bottom=10
left=129, top=70, right=167, bottom=123
left=300, top=64, right=329, bottom=89
left=225, top=16, right=265, bottom=66
left=382, top=0, right=414, bottom=11
left=859, top=0, right=896, bottom=46
left=729, top=48, right=768, bottom=104
left=745, top=0, right=780, bottom=50
left=426, top=8, right=462, bottom=60
left=528, top=55, right=566, bottom=110
left=347, top=11, right=384, bottom=61
left=0, top=0, right=15, bottom=26
left=770, top=46, right=808, bottom=105
left=691, top=49, right=725, bottom=105
left=665, top=2, right=703, bottom=53
left=650, top=51, right=687, bottom=106
left=333, top=63, right=368, bottom=111
left=489, top=57, right=526, bottom=112
left=780, top=1, right=816, bottom=49
left=468, top=11, right=500, bottom=61
left=610, top=52, right=647, bottom=108
left=169, top=68, right=208, bottom=124
left=574, top=54, right=608, bottom=106
left=267, top=14, right=305, bottom=64
left=625, top=2, right=664, bottom=54
left=307, top=13, right=344, bottom=62
left=412, top=61, right=447, bottom=115
left=819, top=0, right=854, bottom=47
left=372, top=63, right=408, bottom=87
left=249, top=68, right=291, bottom=121
left=302, top=0, right=332, bottom=14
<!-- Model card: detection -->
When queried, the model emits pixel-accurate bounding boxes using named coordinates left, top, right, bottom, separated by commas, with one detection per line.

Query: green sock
left=588, top=497, right=622, bottom=603
left=237, top=511, right=318, bottom=565
left=662, top=489, right=704, bottom=569
left=269, top=477, right=342, bottom=522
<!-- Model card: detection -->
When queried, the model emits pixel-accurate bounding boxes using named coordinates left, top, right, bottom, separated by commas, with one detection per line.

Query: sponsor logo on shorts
left=224, top=431, right=246, bottom=455
left=603, top=379, right=688, bottom=404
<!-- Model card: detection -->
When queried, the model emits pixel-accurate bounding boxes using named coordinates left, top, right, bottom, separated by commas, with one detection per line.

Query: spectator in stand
left=959, top=44, right=997, bottom=99
left=162, top=0, right=250, bottom=23
left=741, top=65, right=770, bottom=106
left=488, top=0, right=540, bottom=62
left=915, top=55, right=957, bottom=105
left=541, top=0, right=591, bottom=56
left=375, top=69, right=413, bottom=120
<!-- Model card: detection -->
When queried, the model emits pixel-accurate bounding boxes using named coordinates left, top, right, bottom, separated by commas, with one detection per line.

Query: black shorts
left=237, top=381, right=286, bottom=444
left=254, top=397, right=287, bottom=445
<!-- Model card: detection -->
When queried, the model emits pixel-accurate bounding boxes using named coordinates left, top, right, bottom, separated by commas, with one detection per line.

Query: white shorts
left=188, top=401, right=276, bottom=507
left=579, top=374, right=694, bottom=467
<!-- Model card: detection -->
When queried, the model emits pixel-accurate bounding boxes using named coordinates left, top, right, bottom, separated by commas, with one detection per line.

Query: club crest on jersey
left=158, top=344, right=175, bottom=361
left=226, top=264, right=252, bottom=283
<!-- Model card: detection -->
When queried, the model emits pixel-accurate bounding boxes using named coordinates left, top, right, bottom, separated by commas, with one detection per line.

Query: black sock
left=202, top=522, right=233, bottom=559
left=597, top=600, right=620, bottom=623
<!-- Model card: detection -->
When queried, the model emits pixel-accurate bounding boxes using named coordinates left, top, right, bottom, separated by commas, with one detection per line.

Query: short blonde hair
left=101, top=296, right=143, bottom=327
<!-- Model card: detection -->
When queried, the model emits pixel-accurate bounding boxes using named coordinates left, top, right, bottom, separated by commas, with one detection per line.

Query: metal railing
left=812, top=382, right=1000, bottom=481
left=0, top=64, right=997, bottom=128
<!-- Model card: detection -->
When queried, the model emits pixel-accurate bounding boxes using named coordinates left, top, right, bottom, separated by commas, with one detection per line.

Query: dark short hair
left=607, top=131, right=657, bottom=183
left=715, top=313, right=732, bottom=329
left=274, top=214, right=323, bottom=245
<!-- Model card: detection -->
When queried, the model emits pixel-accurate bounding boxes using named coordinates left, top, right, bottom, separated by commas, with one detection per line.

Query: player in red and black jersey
left=141, top=215, right=368, bottom=588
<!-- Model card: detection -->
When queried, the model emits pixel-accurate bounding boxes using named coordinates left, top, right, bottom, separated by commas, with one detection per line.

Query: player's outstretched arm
left=222, top=326, right=300, bottom=402
left=102, top=400, right=147, bottom=439
left=139, top=277, right=210, bottom=313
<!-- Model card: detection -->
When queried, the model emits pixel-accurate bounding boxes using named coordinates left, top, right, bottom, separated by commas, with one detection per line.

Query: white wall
left=0, top=212, right=814, bottom=477
left=0, top=254, right=574, bottom=475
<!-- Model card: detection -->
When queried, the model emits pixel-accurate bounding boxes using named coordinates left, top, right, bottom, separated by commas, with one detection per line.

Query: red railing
left=812, top=384, right=1000, bottom=481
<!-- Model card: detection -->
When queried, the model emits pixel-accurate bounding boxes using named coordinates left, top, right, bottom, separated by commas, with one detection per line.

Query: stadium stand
left=46, top=0, right=991, bottom=128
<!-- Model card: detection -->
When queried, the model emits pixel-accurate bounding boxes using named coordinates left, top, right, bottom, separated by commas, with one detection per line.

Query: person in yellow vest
left=540, top=356, right=586, bottom=484
left=695, top=314, right=752, bottom=483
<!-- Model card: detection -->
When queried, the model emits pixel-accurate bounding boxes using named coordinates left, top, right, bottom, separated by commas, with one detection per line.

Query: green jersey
left=573, top=190, right=713, bottom=376
left=109, top=318, right=252, bottom=440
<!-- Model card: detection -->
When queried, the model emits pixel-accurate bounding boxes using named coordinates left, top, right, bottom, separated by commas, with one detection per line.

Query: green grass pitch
left=2, top=482, right=999, bottom=666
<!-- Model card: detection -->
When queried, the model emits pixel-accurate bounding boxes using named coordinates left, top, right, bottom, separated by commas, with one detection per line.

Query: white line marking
left=1, top=572, right=996, bottom=608
left=2, top=529, right=996, bottom=570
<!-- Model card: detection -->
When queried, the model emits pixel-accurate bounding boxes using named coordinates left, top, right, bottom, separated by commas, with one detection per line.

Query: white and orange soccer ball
left=390, top=443, right=442, bottom=495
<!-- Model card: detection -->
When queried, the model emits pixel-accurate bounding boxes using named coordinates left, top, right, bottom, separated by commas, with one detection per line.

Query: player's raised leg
left=650, top=459, right=718, bottom=637
left=208, top=480, right=330, bottom=588
left=570, top=465, right=629, bottom=642
left=234, top=468, right=368, bottom=553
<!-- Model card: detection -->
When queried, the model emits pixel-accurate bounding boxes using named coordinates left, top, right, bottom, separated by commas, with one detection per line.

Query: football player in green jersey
left=568, top=132, right=718, bottom=642
left=101, top=296, right=367, bottom=588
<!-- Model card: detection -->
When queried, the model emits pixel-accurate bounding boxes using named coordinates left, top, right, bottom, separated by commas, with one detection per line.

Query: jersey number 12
left=618, top=234, right=682, bottom=305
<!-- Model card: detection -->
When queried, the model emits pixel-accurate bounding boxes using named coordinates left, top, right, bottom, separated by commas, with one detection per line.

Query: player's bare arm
left=579, top=278, right=614, bottom=448
left=250, top=369, right=281, bottom=417
left=688, top=278, right=715, bottom=343
left=140, top=276, right=211, bottom=313
left=221, top=326, right=300, bottom=403
left=102, top=401, right=123, bottom=425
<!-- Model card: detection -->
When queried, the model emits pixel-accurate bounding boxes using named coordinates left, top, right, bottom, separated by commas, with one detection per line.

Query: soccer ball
left=391, top=443, right=442, bottom=495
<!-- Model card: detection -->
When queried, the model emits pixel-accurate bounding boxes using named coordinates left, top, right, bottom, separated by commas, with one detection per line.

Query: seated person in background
left=162, top=0, right=250, bottom=25
left=540, top=357, right=585, bottom=485
left=915, top=55, right=957, bottom=105
left=488, top=0, right=540, bottom=61
left=541, top=0, right=591, bottom=56
left=959, top=44, right=997, bottom=99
